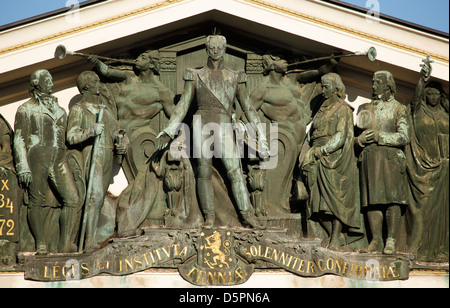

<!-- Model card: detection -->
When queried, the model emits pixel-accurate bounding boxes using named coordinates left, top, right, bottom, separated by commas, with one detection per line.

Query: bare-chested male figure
left=89, top=50, right=175, bottom=179
left=249, top=53, right=337, bottom=213
left=251, top=53, right=337, bottom=147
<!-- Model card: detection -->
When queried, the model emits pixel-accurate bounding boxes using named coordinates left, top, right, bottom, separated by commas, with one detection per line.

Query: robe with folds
left=406, top=98, right=449, bottom=261
left=303, top=97, right=365, bottom=245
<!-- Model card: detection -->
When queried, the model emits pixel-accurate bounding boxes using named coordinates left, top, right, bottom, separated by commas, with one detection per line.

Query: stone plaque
left=20, top=228, right=410, bottom=283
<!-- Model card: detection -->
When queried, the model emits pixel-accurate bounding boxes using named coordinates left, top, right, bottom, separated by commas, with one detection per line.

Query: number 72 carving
left=0, top=218, right=15, bottom=236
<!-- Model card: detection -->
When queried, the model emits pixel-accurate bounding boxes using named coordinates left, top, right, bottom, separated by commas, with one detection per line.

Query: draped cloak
left=303, top=97, right=365, bottom=244
left=406, top=99, right=449, bottom=261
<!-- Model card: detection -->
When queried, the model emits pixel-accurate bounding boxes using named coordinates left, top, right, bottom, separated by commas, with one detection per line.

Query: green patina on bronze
left=0, top=28, right=447, bottom=284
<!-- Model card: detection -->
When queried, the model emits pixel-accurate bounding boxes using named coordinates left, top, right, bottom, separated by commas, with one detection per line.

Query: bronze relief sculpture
left=157, top=35, right=269, bottom=230
left=406, top=58, right=449, bottom=262
left=67, top=71, right=128, bottom=251
left=302, top=73, right=365, bottom=251
left=356, top=70, right=410, bottom=255
left=13, top=70, right=82, bottom=255
left=0, top=32, right=447, bottom=285
left=88, top=50, right=175, bottom=182
left=249, top=53, right=336, bottom=215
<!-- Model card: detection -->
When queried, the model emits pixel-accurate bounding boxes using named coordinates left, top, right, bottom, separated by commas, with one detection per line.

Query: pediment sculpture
left=1, top=31, right=447, bottom=285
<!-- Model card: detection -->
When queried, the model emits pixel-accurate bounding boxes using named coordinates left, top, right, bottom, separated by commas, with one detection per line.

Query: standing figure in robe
left=67, top=71, right=128, bottom=251
left=406, top=58, right=449, bottom=262
left=302, top=73, right=365, bottom=250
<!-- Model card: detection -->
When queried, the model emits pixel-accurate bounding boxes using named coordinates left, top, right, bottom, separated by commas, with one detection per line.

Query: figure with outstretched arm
left=88, top=50, right=175, bottom=181
left=157, top=34, right=269, bottom=229
left=405, top=56, right=449, bottom=261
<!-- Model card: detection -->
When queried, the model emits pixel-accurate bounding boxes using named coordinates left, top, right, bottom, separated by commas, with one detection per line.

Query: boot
left=203, top=211, right=215, bottom=229
left=383, top=237, right=396, bottom=255
left=196, top=167, right=215, bottom=230
left=59, top=207, right=79, bottom=253
left=241, top=210, right=266, bottom=230
left=367, top=238, right=384, bottom=253
left=28, top=206, right=48, bottom=255
left=385, top=205, right=401, bottom=255
left=36, top=241, right=48, bottom=255
left=366, top=209, right=384, bottom=253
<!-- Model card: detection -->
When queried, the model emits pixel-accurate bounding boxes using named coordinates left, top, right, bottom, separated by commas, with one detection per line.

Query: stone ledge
left=1, top=269, right=447, bottom=288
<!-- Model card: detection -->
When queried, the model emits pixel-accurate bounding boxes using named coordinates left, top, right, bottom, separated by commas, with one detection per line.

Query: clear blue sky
left=0, top=0, right=449, bottom=33
left=0, top=0, right=90, bottom=26
left=341, top=0, right=449, bottom=33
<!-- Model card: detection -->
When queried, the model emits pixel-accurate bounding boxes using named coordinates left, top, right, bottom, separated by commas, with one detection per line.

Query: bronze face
left=321, top=78, right=335, bottom=99
left=86, top=74, right=101, bottom=95
left=206, top=36, right=226, bottom=61
left=135, top=52, right=151, bottom=71
left=426, top=87, right=441, bottom=107
left=38, top=72, right=53, bottom=95
left=372, top=74, right=389, bottom=97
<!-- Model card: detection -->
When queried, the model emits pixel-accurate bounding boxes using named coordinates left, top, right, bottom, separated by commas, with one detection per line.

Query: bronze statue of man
left=13, top=69, right=81, bottom=254
left=88, top=50, right=175, bottom=181
left=67, top=71, right=128, bottom=251
left=356, top=70, right=410, bottom=255
left=157, top=34, right=269, bottom=229
left=89, top=50, right=174, bottom=132
left=302, top=73, right=364, bottom=250
left=250, top=53, right=337, bottom=214
left=252, top=53, right=337, bottom=147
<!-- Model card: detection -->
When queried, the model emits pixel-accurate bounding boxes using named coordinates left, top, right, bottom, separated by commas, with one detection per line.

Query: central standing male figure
left=158, top=35, right=269, bottom=229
